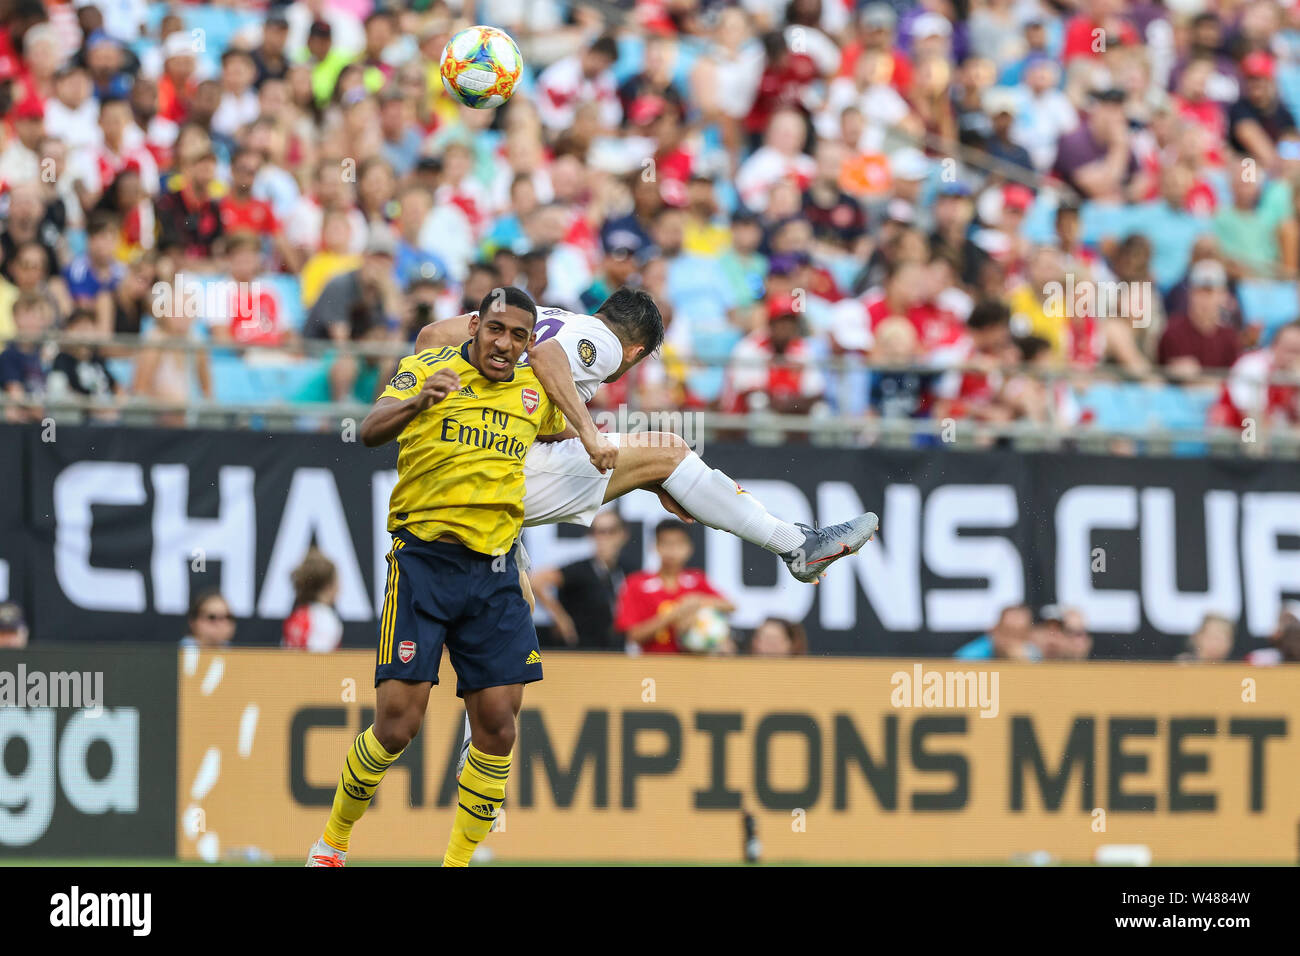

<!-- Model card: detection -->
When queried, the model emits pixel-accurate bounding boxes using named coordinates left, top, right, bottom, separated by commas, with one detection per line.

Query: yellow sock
left=322, top=726, right=402, bottom=853
left=443, top=744, right=510, bottom=867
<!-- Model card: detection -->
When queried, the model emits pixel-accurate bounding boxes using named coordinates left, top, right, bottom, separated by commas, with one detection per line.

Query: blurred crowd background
left=3, top=0, right=1300, bottom=449
left=6, top=0, right=1300, bottom=660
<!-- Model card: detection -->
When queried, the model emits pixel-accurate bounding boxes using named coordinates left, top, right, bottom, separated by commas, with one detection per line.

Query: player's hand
left=418, top=368, right=460, bottom=409
left=655, top=486, right=695, bottom=523
left=583, top=432, right=618, bottom=474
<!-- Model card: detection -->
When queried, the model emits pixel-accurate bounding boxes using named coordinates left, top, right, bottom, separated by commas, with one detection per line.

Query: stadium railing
left=5, top=331, right=1300, bottom=456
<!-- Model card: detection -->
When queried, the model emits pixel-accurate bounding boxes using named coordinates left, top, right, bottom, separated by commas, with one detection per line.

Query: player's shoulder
left=412, top=346, right=461, bottom=367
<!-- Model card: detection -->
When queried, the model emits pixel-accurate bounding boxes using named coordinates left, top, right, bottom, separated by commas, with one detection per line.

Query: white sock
left=660, top=453, right=805, bottom=554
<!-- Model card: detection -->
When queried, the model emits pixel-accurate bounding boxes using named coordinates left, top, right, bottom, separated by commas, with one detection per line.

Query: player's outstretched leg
left=307, top=679, right=430, bottom=866
left=444, top=683, right=523, bottom=867
left=605, top=433, right=877, bottom=582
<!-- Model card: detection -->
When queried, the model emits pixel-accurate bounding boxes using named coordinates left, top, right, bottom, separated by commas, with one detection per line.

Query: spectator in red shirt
left=1213, top=321, right=1300, bottom=429
left=1062, top=0, right=1139, bottom=62
left=1158, top=259, right=1241, bottom=377
left=282, top=547, right=342, bottom=653
left=837, top=4, right=912, bottom=94
left=220, top=147, right=299, bottom=271
left=614, top=520, right=734, bottom=654
left=724, top=294, right=827, bottom=415
left=213, top=232, right=290, bottom=347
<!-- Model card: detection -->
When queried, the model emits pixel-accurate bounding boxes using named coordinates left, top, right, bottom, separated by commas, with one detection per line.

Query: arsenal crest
left=521, top=387, right=539, bottom=414
left=398, top=640, right=416, bottom=663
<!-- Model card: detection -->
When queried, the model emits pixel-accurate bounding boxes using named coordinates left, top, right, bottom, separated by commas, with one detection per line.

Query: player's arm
left=415, top=313, right=473, bottom=352
left=360, top=367, right=460, bottom=446
left=528, top=337, right=617, bottom=472
left=537, top=423, right=578, bottom=443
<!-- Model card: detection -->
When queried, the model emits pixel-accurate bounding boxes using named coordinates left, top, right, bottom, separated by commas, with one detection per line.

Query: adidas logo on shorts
left=525, top=650, right=542, bottom=665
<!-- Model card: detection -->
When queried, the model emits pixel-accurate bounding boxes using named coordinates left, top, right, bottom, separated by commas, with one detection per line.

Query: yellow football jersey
left=381, top=343, right=566, bottom=555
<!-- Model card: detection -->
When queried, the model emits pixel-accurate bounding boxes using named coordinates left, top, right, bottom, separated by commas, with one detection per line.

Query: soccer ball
left=439, top=25, right=523, bottom=110
left=680, top=607, right=731, bottom=654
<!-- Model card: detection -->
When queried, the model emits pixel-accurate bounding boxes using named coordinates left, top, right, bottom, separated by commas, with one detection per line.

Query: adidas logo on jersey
left=457, top=385, right=477, bottom=399
left=525, top=650, right=542, bottom=665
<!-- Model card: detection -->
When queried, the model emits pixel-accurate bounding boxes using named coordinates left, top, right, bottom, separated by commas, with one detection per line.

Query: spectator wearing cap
left=157, top=31, right=199, bottom=124
left=303, top=20, right=355, bottom=108
left=723, top=294, right=827, bottom=416
left=83, top=30, right=132, bottom=100
left=254, top=13, right=292, bottom=88
left=1158, top=259, right=1241, bottom=376
left=982, top=88, right=1034, bottom=173
left=887, top=146, right=929, bottom=209
left=954, top=603, right=1038, bottom=659
left=0, top=95, right=44, bottom=185
left=1052, top=84, right=1141, bottom=202
left=838, top=3, right=913, bottom=94
left=1229, top=52, right=1295, bottom=172
left=0, top=601, right=29, bottom=648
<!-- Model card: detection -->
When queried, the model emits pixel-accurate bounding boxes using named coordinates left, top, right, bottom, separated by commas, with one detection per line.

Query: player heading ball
left=308, top=286, right=565, bottom=868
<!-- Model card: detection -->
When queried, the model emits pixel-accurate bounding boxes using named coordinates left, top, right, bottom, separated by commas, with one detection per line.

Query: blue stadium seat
left=209, top=353, right=322, bottom=404
left=1237, top=280, right=1299, bottom=343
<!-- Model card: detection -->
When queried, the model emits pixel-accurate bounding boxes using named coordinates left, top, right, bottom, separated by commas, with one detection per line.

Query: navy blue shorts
left=374, top=531, right=542, bottom=697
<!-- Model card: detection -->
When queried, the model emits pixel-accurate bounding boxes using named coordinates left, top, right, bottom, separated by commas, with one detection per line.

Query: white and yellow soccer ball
left=680, top=607, right=731, bottom=654
left=439, top=25, right=523, bottom=110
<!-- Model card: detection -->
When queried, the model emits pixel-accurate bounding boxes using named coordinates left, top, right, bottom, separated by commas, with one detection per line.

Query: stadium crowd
left=3, top=0, right=1300, bottom=444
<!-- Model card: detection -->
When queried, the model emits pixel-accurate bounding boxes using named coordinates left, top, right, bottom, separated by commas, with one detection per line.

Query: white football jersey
left=530, top=306, right=624, bottom=403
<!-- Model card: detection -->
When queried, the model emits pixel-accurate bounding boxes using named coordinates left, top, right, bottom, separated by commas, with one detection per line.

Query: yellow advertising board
left=177, top=650, right=1300, bottom=863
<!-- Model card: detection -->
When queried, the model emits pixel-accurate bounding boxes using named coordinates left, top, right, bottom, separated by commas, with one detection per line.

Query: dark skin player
left=359, top=303, right=543, bottom=761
